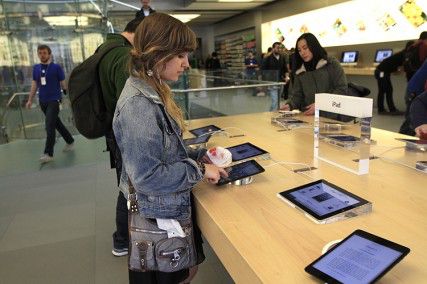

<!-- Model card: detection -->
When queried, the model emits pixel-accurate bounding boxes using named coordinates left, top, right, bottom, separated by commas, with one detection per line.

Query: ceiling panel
left=109, top=0, right=277, bottom=25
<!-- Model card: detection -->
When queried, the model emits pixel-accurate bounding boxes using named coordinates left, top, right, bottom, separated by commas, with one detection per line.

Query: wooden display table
left=188, top=112, right=427, bottom=283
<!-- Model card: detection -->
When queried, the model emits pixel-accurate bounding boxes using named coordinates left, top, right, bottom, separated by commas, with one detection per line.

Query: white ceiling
left=108, top=0, right=276, bottom=25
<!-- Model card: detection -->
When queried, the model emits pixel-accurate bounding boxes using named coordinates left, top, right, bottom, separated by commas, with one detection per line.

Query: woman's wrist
left=197, top=162, right=206, bottom=176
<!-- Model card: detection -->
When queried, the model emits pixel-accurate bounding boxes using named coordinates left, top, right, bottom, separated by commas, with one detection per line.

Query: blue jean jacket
left=113, top=77, right=205, bottom=220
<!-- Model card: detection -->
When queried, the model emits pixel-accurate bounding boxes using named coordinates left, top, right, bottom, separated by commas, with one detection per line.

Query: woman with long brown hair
left=113, top=13, right=227, bottom=283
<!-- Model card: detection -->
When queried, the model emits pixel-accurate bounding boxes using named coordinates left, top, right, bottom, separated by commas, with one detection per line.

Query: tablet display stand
left=232, top=176, right=254, bottom=186
left=404, top=141, right=427, bottom=152
left=279, top=195, right=372, bottom=224
left=314, top=94, right=373, bottom=175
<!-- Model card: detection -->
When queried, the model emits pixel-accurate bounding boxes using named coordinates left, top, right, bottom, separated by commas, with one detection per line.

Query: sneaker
left=63, top=142, right=74, bottom=152
left=112, top=247, right=128, bottom=257
left=39, top=154, right=54, bottom=164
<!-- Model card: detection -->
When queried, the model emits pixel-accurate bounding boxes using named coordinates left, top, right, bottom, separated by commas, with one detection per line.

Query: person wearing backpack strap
left=25, top=45, right=75, bottom=164
left=403, top=31, right=427, bottom=81
left=97, top=17, right=145, bottom=257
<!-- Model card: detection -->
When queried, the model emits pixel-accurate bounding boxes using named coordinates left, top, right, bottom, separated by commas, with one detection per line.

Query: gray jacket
left=287, top=56, right=347, bottom=110
left=113, top=77, right=205, bottom=220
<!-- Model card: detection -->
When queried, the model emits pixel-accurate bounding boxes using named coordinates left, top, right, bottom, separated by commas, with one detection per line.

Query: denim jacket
left=113, top=76, right=205, bottom=220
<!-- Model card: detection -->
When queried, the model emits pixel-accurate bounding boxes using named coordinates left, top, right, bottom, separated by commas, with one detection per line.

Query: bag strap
left=128, top=178, right=139, bottom=213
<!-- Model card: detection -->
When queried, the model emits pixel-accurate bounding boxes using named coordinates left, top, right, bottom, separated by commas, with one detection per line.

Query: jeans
left=267, top=86, right=280, bottom=111
left=113, top=191, right=129, bottom=249
left=399, top=92, right=416, bottom=136
left=40, top=100, right=74, bottom=156
left=374, top=69, right=397, bottom=112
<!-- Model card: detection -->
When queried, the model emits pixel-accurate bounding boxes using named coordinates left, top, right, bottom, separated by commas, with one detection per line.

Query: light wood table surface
left=187, top=112, right=427, bottom=283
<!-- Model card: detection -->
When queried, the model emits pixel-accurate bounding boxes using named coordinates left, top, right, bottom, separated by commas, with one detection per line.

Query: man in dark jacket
left=410, top=91, right=427, bottom=139
left=261, top=42, right=288, bottom=110
left=98, top=17, right=144, bottom=257
left=135, top=0, right=155, bottom=19
left=399, top=60, right=427, bottom=135
left=374, top=50, right=406, bottom=115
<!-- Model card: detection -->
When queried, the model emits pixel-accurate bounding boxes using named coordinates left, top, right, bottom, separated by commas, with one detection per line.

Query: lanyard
left=40, top=63, right=51, bottom=78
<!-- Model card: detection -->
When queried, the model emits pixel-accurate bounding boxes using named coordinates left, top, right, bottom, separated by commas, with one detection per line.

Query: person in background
left=374, top=43, right=412, bottom=115
left=97, top=17, right=145, bottom=257
left=206, top=51, right=222, bottom=86
left=403, top=31, right=427, bottom=81
left=113, top=13, right=227, bottom=283
left=245, top=51, right=258, bottom=79
left=25, top=45, right=74, bottom=163
left=282, top=33, right=347, bottom=115
left=262, top=42, right=289, bottom=111
left=400, top=59, right=427, bottom=135
left=410, top=91, right=427, bottom=139
left=205, top=51, right=221, bottom=70
left=135, top=0, right=155, bottom=19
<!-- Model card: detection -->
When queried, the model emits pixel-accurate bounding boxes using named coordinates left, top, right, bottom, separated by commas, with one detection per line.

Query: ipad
left=226, top=142, right=269, bottom=162
left=305, top=229, right=410, bottom=284
left=189, top=125, right=222, bottom=137
left=183, top=135, right=211, bottom=146
left=275, top=117, right=307, bottom=124
left=395, top=138, right=427, bottom=145
left=217, top=159, right=265, bottom=186
left=277, top=180, right=371, bottom=222
left=327, top=134, right=359, bottom=142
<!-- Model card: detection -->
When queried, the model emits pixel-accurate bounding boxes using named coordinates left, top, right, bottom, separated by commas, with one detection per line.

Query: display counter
left=342, top=66, right=375, bottom=76
left=188, top=112, right=427, bottom=283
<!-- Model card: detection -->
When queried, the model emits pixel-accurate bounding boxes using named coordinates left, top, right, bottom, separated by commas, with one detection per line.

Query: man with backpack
left=26, top=45, right=75, bottom=163
left=69, top=17, right=144, bottom=257
left=399, top=32, right=427, bottom=135
left=99, top=17, right=145, bottom=257
left=403, top=31, right=427, bottom=81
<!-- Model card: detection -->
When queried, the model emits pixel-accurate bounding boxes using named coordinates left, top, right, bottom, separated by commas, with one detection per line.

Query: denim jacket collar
left=128, top=76, right=163, bottom=105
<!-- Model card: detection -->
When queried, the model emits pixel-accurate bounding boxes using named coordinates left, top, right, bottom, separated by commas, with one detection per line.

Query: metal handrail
left=172, top=73, right=286, bottom=93
left=172, top=82, right=286, bottom=93
left=6, top=92, right=28, bottom=108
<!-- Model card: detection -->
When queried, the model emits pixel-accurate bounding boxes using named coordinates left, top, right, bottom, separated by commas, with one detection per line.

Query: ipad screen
left=183, top=135, right=210, bottom=146
left=278, top=180, right=369, bottom=220
left=306, top=230, right=410, bottom=284
left=226, top=142, right=268, bottom=162
left=189, top=125, right=222, bottom=137
left=217, top=160, right=265, bottom=186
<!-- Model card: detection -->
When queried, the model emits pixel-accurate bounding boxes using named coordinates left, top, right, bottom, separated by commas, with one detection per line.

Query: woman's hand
left=415, top=124, right=427, bottom=139
left=204, top=164, right=228, bottom=184
left=280, top=104, right=290, bottom=111
left=303, top=103, right=315, bottom=116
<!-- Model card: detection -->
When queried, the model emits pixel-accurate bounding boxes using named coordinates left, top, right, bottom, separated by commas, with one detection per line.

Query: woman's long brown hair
left=130, top=13, right=197, bottom=131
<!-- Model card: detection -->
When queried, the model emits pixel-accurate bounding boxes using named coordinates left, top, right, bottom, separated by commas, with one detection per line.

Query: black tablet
left=275, top=117, right=307, bottom=124
left=226, top=142, right=269, bottom=162
left=305, top=229, right=410, bottom=284
left=189, top=125, right=222, bottom=137
left=183, top=135, right=211, bottom=146
left=217, top=160, right=265, bottom=186
left=277, top=180, right=370, bottom=222
left=328, top=135, right=359, bottom=142
left=395, top=138, right=427, bottom=145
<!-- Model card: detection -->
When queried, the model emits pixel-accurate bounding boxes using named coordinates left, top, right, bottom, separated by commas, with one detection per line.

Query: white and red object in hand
left=206, top=147, right=232, bottom=167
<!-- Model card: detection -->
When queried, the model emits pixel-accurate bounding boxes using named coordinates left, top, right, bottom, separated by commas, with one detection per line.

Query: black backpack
left=68, top=42, right=124, bottom=139
left=403, top=43, right=421, bottom=75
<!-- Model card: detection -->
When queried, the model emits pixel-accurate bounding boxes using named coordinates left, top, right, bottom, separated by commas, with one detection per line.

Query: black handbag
left=127, top=181, right=197, bottom=272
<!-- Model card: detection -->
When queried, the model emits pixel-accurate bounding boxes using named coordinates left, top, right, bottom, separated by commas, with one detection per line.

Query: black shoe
left=378, top=110, right=387, bottom=115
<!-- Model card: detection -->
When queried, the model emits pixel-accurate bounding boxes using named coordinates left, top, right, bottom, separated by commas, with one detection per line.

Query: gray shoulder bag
left=127, top=181, right=198, bottom=272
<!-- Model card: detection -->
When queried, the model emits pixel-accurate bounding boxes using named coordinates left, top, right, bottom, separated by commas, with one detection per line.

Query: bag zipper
left=130, top=227, right=166, bottom=234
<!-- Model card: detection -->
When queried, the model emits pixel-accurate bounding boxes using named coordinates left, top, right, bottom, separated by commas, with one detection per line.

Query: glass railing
left=1, top=70, right=286, bottom=143
left=170, top=69, right=286, bottom=120
left=1, top=92, right=78, bottom=141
